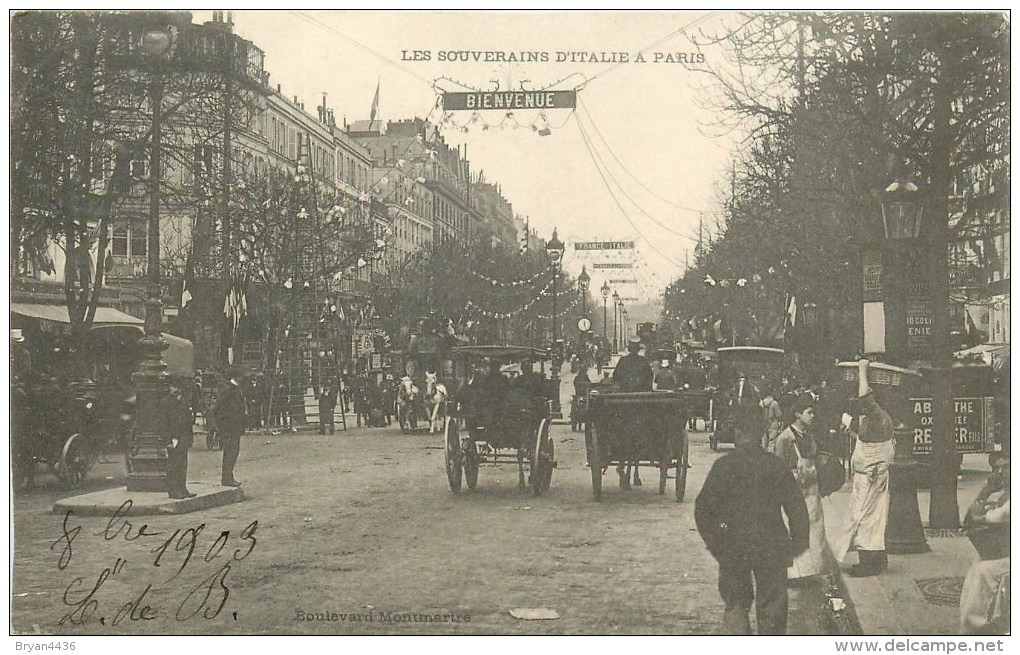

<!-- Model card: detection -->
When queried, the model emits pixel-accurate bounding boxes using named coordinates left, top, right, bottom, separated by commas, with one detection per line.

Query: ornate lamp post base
left=886, top=425, right=931, bottom=554
left=127, top=300, right=171, bottom=492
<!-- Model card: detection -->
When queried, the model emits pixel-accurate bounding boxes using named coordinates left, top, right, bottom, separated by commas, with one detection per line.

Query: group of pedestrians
left=696, top=358, right=899, bottom=634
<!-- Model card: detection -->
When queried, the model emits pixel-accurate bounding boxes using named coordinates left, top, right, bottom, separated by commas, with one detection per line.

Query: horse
left=425, top=371, right=448, bottom=434
left=396, top=376, right=419, bottom=431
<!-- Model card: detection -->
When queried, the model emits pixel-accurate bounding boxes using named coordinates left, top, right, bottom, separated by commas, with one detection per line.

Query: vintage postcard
left=8, top=8, right=1011, bottom=644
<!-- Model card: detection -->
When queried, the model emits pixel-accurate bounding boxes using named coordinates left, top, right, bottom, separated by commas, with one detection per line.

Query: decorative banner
left=443, top=90, right=576, bottom=111
left=592, top=262, right=633, bottom=269
left=574, top=241, right=634, bottom=250
left=610, top=279, right=637, bottom=284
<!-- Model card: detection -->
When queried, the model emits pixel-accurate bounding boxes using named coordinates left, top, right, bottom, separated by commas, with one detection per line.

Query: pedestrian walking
left=695, top=403, right=810, bottom=635
left=833, top=359, right=894, bottom=577
left=773, top=395, right=833, bottom=580
left=761, top=388, right=783, bottom=451
left=165, top=379, right=196, bottom=499
left=318, top=385, right=337, bottom=435
left=215, top=366, right=246, bottom=487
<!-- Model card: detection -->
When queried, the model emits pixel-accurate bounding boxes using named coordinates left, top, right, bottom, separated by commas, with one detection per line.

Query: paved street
left=12, top=396, right=831, bottom=635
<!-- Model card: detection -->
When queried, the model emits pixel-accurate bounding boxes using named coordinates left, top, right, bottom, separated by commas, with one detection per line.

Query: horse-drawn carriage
left=708, top=346, right=786, bottom=451
left=675, top=364, right=713, bottom=431
left=584, top=389, right=689, bottom=501
left=442, top=345, right=556, bottom=495
left=11, top=321, right=194, bottom=490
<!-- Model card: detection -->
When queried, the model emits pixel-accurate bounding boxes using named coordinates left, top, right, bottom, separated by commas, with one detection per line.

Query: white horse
left=425, top=372, right=448, bottom=434
left=397, top=376, right=420, bottom=431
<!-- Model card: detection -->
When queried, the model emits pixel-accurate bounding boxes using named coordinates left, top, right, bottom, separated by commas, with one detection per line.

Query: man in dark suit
left=612, top=336, right=653, bottom=392
left=165, top=380, right=196, bottom=499
left=215, top=366, right=247, bottom=487
left=695, top=403, right=810, bottom=635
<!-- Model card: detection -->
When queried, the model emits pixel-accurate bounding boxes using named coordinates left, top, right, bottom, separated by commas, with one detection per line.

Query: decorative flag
left=181, top=278, right=193, bottom=308
left=369, top=78, right=380, bottom=125
left=786, top=295, right=798, bottom=327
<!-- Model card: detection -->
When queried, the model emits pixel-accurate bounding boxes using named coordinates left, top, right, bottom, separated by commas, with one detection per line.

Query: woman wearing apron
left=773, top=394, right=833, bottom=580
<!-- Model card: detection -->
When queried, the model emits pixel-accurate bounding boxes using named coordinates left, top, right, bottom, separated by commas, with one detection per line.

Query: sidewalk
left=824, top=455, right=989, bottom=635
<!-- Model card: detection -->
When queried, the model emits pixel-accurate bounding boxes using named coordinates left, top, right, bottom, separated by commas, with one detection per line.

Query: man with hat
left=612, top=336, right=653, bottom=392
left=165, top=379, right=196, bottom=498
left=653, top=353, right=678, bottom=392
left=215, top=365, right=247, bottom=487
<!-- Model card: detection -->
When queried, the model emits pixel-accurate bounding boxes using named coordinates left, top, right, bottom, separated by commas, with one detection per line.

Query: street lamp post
left=545, top=228, right=565, bottom=419
left=875, top=176, right=929, bottom=554
left=128, top=27, right=173, bottom=492
left=612, top=290, right=620, bottom=352
left=578, top=265, right=590, bottom=317
left=601, top=281, right=610, bottom=343
left=622, top=307, right=628, bottom=343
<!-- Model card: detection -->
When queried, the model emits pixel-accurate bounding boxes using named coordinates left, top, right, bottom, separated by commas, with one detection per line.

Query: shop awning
left=11, top=303, right=143, bottom=325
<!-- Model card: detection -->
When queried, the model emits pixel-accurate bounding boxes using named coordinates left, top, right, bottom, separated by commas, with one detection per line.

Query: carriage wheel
left=531, top=419, right=554, bottom=495
left=444, top=417, right=463, bottom=493
left=675, top=431, right=689, bottom=503
left=60, top=433, right=94, bottom=489
left=658, top=444, right=670, bottom=496
left=584, top=421, right=602, bottom=502
left=464, top=440, right=479, bottom=489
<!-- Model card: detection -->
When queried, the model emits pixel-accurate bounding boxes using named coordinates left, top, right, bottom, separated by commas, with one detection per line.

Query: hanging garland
left=470, top=263, right=554, bottom=288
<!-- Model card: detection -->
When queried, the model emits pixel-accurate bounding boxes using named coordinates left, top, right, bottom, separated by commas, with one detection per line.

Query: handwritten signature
left=51, top=501, right=257, bottom=626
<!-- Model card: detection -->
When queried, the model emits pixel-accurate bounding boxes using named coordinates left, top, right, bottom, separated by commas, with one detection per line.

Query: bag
left=816, top=451, right=846, bottom=497
left=967, top=524, right=1010, bottom=561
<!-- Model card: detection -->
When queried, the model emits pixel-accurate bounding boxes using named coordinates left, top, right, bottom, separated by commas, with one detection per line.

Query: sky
left=192, top=9, right=745, bottom=307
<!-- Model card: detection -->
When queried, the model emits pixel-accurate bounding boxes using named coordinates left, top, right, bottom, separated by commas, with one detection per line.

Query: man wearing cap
left=215, top=366, right=247, bottom=487
left=612, top=336, right=653, bottom=392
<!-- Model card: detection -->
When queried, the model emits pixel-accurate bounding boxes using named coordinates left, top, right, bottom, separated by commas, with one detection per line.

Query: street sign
left=443, top=90, right=576, bottom=111
left=574, top=241, right=634, bottom=250
left=609, top=279, right=637, bottom=283
left=592, top=262, right=633, bottom=268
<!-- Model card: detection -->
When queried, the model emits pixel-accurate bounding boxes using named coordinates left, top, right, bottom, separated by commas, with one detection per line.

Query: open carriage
left=442, top=345, right=556, bottom=495
left=11, top=319, right=193, bottom=490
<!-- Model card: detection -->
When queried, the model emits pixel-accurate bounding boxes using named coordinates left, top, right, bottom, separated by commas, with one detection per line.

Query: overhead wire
left=573, top=113, right=686, bottom=271
left=585, top=11, right=721, bottom=85
left=573, top=110, right=701, bottom=245
left=578, top=97, right=708, bottom=213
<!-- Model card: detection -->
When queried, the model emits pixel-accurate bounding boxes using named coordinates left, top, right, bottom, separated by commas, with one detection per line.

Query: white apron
left=833, top=438, right=894, bottom=560
left=789, top=441, right=830, bottom=578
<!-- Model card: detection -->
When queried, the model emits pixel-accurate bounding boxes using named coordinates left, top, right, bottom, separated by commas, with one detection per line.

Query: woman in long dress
left=773, top=394, right=832, bottom=579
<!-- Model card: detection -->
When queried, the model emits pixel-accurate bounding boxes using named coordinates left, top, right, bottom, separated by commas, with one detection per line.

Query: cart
left=709, top=346, right=786, bottom=451
left=675, top=365, right=713, bottom=431
left=442, top=345, right=556, bottom=495
left=584, top=390, right=689, bottom=502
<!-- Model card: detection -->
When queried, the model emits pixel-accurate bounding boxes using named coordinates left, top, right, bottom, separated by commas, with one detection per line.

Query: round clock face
left=577, top=318, right=592, bottom=332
